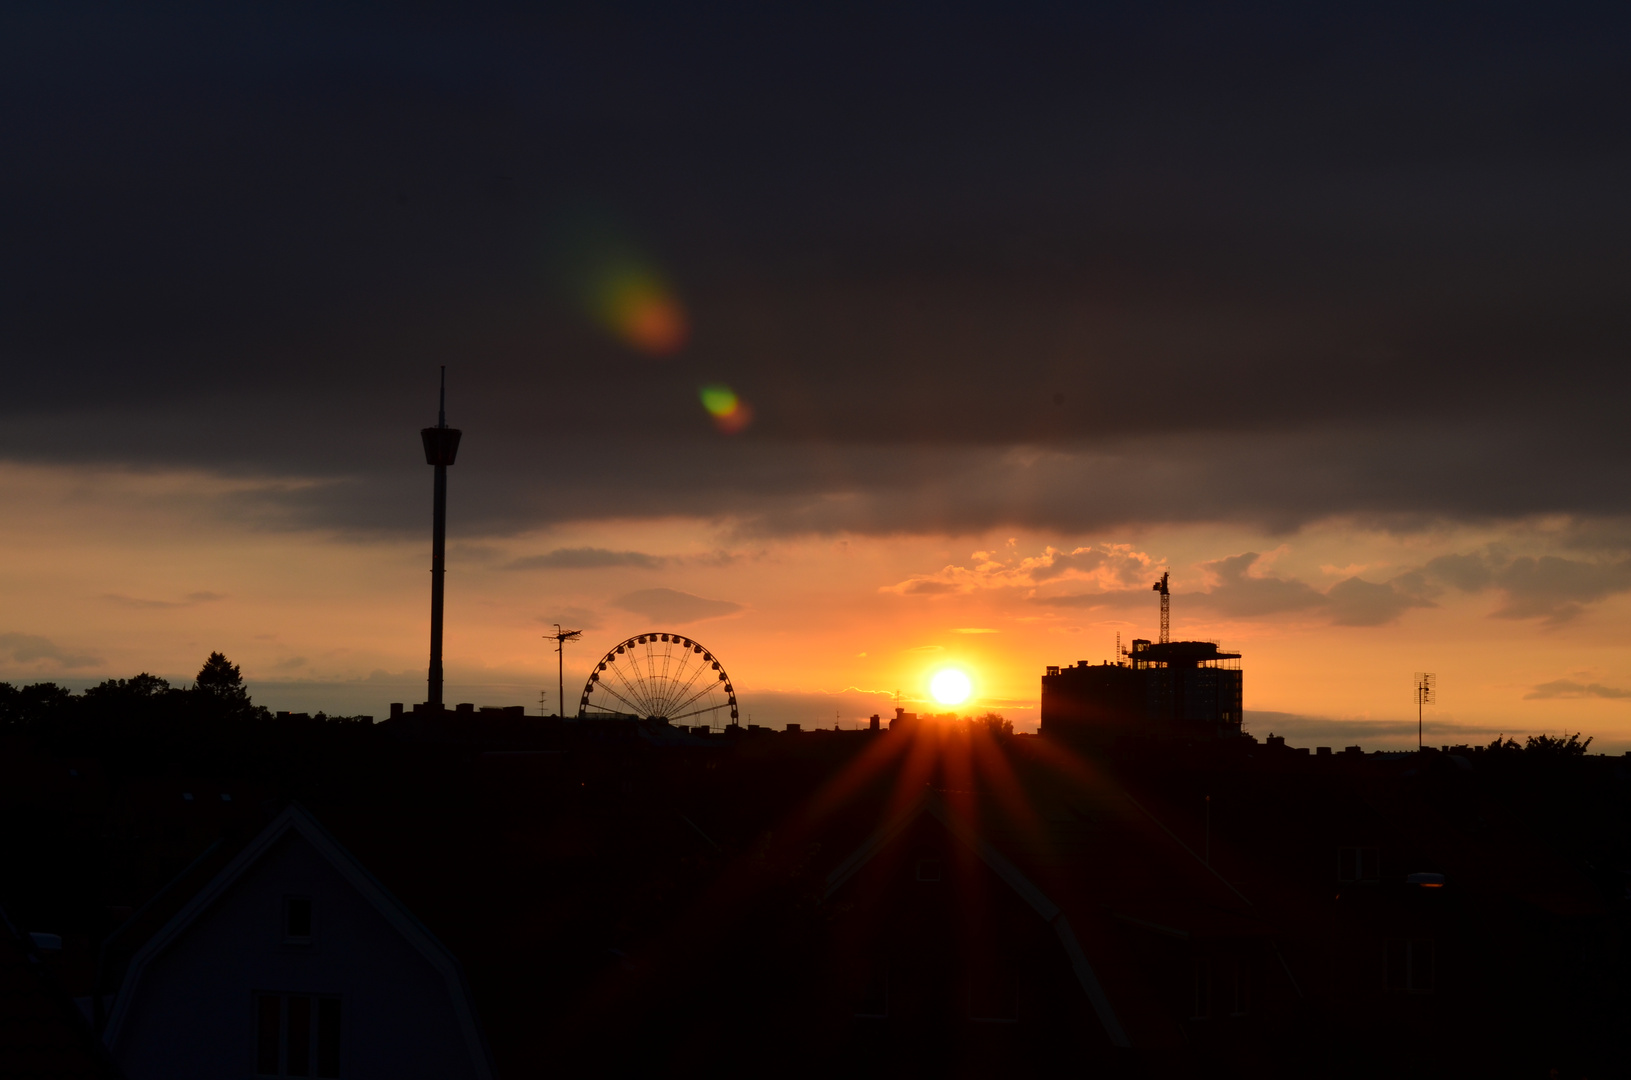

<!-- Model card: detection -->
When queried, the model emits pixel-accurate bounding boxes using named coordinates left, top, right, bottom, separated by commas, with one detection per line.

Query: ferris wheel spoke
left=662, top=657, right=710, bottom=715
left=653, top=646, right=684, bottom=715
left=609, top=659, right=658, bottom=717
left=670, top=700, right=731, bottom=723
left=593, top=680, right=646, bottom=717
left=668, top=679, right=724, bottom=719
left=654, top=670, right=687, bottom=717
left=606, top=662, right=656, bottom=715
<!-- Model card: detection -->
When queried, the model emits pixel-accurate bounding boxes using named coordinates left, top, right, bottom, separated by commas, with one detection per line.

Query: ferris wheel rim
left=576, top=631, right=740, bottom=725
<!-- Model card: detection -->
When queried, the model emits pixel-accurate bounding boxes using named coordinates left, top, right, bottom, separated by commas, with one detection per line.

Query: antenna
left=1115, top=631, right=1122, bottom=665
left=1152, top=571, right=1170, bottom=644
left=1414, top=672, right=1436, bottom=750
left=420, top=369, right=462, bottom=709
left=548, top=624, right=583, bottom=717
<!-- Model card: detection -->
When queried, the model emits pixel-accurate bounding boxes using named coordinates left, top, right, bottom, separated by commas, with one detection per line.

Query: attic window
left=284, top=897, right=312, bottom=944
left=915, top=859, right=943, bottom=882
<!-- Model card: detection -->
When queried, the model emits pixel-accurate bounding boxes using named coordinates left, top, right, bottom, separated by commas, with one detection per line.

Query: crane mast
left=1153, top=571, right=1170, bottom=644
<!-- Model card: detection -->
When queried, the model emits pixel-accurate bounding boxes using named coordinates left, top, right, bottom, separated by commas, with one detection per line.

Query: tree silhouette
left=1524, top=731, right=1593, bottom=756
left=195, top=651, right=249, bottom=703
left=978, top=712, right=1013, bottom=737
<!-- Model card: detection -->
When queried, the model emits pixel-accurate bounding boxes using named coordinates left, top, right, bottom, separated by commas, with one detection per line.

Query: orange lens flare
left=597, top=270, right=688, bottom=355
left=700, top=384, right=753, bottom=434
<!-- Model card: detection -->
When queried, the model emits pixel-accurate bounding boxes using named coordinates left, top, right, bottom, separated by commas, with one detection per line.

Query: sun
left=929, top=668, right=973, bottom=706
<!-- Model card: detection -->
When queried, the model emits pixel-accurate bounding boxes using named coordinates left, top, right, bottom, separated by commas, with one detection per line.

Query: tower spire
left=421, top=369, right=463, bottom=709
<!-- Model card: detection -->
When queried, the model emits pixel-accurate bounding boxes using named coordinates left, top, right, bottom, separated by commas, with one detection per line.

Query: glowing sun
left=930, top=668, right=973, bottom=706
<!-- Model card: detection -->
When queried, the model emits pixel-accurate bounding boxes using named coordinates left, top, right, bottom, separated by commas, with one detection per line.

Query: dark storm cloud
left=3, top=3, right=1631, bottom=537
left=1189, top=554, right=1435, bottom=627
left=1424, top=546, right=1631, bottom=624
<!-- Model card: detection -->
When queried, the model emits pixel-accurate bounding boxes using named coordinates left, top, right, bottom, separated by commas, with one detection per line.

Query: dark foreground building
left=3, top=691, right=1627, bottom=1078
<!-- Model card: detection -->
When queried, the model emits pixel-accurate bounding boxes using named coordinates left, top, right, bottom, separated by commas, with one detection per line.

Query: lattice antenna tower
left=1152, top=571, right=1171, bottom=645
left=1414, top=672, right=1436, bottom=750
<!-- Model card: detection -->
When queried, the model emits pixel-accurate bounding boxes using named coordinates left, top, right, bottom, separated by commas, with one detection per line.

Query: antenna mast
left=1152, top=571, right=1170, bottom=645
left=420, top=366, right=462, bottom=709
left=1414, top=672, right=1435, bottom=750
left=549, top=624, right=583, bottom=718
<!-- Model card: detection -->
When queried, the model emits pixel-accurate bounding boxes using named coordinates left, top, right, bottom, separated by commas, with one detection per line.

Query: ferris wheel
left=578, top=632, right=740, bottom=726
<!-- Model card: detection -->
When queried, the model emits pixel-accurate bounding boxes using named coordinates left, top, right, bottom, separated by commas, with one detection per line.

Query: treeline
left=0, top=652, right=377, bottom=778
left=1481, top=732, right=1595, bottom=756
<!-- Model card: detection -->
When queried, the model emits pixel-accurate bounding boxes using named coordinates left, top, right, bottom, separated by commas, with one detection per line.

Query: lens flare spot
left=597, top=270, right=688, bottom=355
left=930, top=668, right=972, bottom=706
left=700, top=384, right=754, bottom=434
left=547, top=213, right=690, bottom=356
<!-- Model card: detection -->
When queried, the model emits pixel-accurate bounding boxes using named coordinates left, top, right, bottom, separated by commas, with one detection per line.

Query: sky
left=3, top=2, right=1631, bottom=748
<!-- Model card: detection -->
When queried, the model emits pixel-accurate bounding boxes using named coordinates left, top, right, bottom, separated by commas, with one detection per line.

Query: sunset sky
left=3, top=4, right=1631, bottom=749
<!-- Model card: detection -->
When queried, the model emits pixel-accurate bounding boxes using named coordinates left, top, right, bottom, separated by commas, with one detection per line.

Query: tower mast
left=421, top=367, right=462, bottom=709
left=548, top=624, right=583, bottom=718
left=1153, top=571, right=1170, bottom=644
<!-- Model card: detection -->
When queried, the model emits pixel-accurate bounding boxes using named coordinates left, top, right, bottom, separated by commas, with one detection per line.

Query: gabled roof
left=822, top=788, right=1131, bottom=1049
left=103, top=802, right=494, bottom=1079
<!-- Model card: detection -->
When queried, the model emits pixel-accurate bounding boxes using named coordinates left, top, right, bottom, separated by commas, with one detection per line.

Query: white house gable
left=107, top=805, right=492, bottom=1080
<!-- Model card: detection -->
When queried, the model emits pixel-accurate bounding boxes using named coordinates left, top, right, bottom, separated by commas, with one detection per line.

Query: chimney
left=869, top=713, right=880, bottom=731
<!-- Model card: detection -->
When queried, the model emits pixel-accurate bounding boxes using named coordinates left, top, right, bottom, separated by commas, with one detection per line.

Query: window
left=255, top=994, right=340, bottom=1078
left=1385, top=938, right=1434, bottom=993
left=284, top=897, right=312, bottom=944
left=1191, top=958, right=1211, bottom=1019
left=915, top=858, right=943, bottom=882
left=1338, top=846, right=1380, bottom=883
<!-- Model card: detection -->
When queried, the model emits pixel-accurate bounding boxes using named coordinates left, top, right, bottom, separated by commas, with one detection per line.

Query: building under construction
left=1040, top=573, right=1243, bottom=743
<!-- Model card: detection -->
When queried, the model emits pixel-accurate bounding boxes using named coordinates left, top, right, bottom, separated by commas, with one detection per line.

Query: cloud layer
left=0, top=6, right=1627, bottom=541
left=0, top=633, right=102, bottom=670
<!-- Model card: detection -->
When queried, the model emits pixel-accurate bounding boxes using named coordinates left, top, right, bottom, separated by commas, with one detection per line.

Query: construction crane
left=1152, top=571, right=1170, bottom=644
